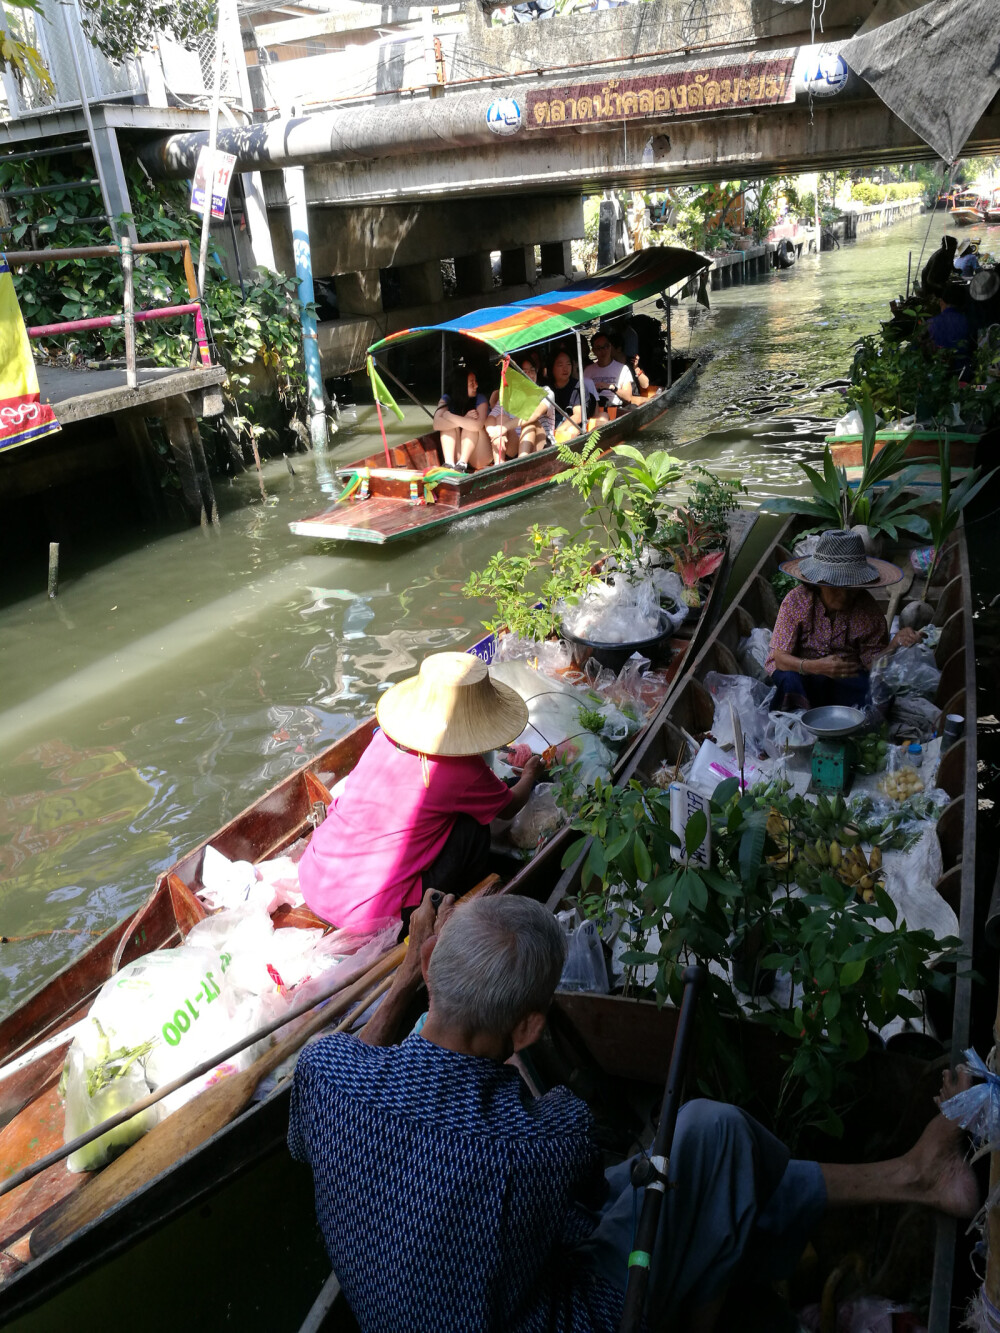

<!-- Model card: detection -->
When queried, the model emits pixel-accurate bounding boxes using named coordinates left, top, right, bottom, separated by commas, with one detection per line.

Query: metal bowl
left=800, top=705, right=866, bottom=739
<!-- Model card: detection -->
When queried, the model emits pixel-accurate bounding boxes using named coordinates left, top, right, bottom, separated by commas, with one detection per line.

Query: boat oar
left=617, top=964, right=705, bottom=1333
left=29, top=958, right=400, bottom=1256
left=0, top=940, right=406, bottom=1207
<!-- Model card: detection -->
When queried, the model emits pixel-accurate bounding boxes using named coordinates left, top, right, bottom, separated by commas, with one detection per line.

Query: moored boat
left=0, top=511, right=746, bottom=1319
left=289, top=248, right=710, bottom=546
left=949, top=191, right=984, bottom=226
left=984, top=187, right=1000, bottom=223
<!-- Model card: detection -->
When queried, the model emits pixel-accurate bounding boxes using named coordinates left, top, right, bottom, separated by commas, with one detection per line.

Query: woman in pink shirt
left=766, top=529, right=918, bottom=712
left=298, top=652, right=541, bottom=932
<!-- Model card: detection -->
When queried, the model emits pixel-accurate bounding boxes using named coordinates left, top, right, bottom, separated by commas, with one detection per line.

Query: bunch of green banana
left=791, top=838, right=885, bottom=901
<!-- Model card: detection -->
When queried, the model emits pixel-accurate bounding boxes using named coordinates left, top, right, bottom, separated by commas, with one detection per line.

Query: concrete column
left=334, top=269, right=383, bottom=317
left=455, top=252, right=493, bottom=297
left=500, top=246, right=536, bottom=287
left=540, top=241, right=572, bottom=278
left=399, top=259, right=443, bottom=306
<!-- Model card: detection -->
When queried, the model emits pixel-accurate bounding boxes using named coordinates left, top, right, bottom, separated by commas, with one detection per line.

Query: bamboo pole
left=196, top=11, right=226, bottom=302
left=47, top=542, right=59, bottom=598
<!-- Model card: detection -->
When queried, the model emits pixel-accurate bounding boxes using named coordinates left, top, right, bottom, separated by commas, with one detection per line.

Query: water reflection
left=0, top=211, right=950, bottom=1016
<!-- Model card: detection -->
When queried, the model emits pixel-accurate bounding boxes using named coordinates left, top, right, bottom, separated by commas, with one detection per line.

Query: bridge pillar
left=399, top=259, right=444, bottom=307
left=540, top=241, right=573, bottom=278
left=455, top=252, right=494, bottom=297
left=501, top=246, right=537, bottom=287
left=335, top=268, right=382, bottom=317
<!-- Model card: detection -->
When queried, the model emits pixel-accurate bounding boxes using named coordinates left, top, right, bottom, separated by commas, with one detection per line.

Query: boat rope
left=914, top=161, right=958, bottom=283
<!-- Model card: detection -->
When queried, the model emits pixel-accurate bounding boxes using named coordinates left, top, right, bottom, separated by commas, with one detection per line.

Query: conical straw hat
left=376, top=652, right=528, bottom=757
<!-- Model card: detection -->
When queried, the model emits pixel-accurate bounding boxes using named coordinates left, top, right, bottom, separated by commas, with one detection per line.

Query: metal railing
left=4, top=239, right=212, bottom=387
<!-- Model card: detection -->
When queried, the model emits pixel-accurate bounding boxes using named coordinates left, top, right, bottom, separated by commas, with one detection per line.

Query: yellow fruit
left=862, top=888, right=876, bottom=904
left=829, top=841, right=842, bottom=868
left=869, top=846, right=882, bottom=871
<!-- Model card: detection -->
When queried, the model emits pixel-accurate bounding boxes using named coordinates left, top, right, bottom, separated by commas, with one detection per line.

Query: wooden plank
left=36, top=367, right=227, bottom=425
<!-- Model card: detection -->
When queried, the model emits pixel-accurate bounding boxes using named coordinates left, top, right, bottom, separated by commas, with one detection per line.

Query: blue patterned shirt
left=288, top=1032, right=626, bottom=1332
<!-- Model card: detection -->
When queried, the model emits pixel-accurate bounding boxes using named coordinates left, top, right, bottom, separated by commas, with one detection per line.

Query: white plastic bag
left=704, top=673, right=775, bottom=756
left=561, top=575, right=664, bottom=644
left=763, top=710, right=813, bottom=757
left=509, top=783, right=566, bottom=850
left=737, top=627, right=772, bottom=682
left=687, top=738, right=762, bottom=796
left=63, top=1040, right=160, bottom=1173
left=870, top=642, right=941, bottom=707
left=557, top=912, right=610, bottom=993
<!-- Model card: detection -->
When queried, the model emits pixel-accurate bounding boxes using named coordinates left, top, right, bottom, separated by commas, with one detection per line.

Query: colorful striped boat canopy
left=367, top=246, right=709, bottom=358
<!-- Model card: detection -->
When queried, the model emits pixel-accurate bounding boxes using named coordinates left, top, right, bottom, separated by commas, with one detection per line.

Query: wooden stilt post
left=183, top=412, right=220, bottom=527
left=164, top=416, right=208, bottom=527
left=116, top=415, right=165, bottom=524
left=47, top=542, right=59, bottom=598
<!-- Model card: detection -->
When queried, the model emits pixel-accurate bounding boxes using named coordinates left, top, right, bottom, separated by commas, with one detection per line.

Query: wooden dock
left=1, top=363, right=228, bottom=529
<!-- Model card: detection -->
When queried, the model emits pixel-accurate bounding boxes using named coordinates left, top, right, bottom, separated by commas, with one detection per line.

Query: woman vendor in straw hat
left=765, top=529, right=920, bottom=712
left=297, top=652, right=541, bottom=932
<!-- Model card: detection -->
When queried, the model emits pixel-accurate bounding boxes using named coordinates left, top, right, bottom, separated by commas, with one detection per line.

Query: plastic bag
left=493, top=632, right=575, bottom=676
left=489, top=659, right=616, bottom=783
left=556, top=911, right=609, bottom=993
left=763, top=709, right=813, bottom=757
left=509, top=783, right=566, bottom=850
left=649, top=566, right=686, bottom=612
left=869, top=642, right=941, bottom=709
left=703, top=673, right=775, bottom=756
left=199, top=844, right=258, bottom=912
left=63, top=1041, right=159, bottom=1173
left=791, top=533, right=821, bottom=558
left=737, top=627, right=772, bottom=682
left=831, top=408, right=865, bottom=436
left=799, top=1298, right=917, bottom=1333
left=883, top=828, right=955, bottom=939
left=561, top=575, right=668, bottom=644
left=687, top=738, right=763, bottom=796
left=888, top=692, right=941, bottom=743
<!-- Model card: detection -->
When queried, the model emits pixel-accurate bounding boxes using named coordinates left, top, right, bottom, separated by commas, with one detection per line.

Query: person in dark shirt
left=549, top=347, right=599, bottom=425
left=927, top=281, right=972, bottom=375
left=289, top=894, right=977, bottom=1333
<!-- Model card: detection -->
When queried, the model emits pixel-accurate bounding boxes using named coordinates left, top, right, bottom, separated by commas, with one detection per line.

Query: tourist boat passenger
left=433, top=369, right=491, bottom=471
left=765, top=529, right=919, bottom=711
left=296, top=653, right=540, bottom=932
left=486, top=354, right=556, bottom=460
left=583, top=331, right=635, bottom=411
left=549, top=348, right=599, bottom=422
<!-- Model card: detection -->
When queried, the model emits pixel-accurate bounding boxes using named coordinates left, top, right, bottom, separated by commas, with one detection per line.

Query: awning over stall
left=368, top=246, right=709, bottom=358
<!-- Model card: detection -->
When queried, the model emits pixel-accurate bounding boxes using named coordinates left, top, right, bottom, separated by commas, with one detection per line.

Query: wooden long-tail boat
left=290, top=248, right=710, bottom=546
left=530, top=512, right=978, bottom=1333
left=0, top=511, right=748, bottom=1321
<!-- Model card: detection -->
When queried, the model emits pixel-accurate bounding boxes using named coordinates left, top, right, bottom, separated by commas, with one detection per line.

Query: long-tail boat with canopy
left=290, top=246, right=710, bottom=545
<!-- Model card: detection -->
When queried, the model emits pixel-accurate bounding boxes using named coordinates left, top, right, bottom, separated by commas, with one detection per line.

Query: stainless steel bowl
left=800, top=705, right=866, bottom=739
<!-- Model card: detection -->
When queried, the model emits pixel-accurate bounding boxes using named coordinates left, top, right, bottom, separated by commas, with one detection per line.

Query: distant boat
left=950, top=189, right=983, bottom=226
left=983, top=187, right=1000, bottom=223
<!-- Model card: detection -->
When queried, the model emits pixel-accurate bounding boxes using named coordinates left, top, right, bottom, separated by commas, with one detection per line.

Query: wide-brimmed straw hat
left=971, top=269, right=1000, bottom=301
left=957, top=238, right=980, bottom=258
left=376, top=652, right=528, bottom=757
left=779, top=529, right=902, bottom=589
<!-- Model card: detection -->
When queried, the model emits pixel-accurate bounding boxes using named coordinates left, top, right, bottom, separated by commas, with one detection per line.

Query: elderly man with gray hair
left=289, top=892, right=976, bottom=1333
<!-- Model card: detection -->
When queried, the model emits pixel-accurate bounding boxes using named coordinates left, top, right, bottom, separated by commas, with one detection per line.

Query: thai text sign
left=525, top=59, right=795, bottom=130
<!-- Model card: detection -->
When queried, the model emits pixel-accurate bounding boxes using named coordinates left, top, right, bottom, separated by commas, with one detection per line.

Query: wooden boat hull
left=550, top=514, right=977, bottom=1333
left=827, top=429, right=978, bottom=472
left=949, top=208, right=982, bottom=226
left=289, top=361, right=700, bottom=546
left=0, top=514, right=748, bottom=1319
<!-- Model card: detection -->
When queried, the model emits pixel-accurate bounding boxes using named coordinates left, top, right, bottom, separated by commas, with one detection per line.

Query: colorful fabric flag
left=498, top=357, right=547, bottom=421
left=0, top=255, right=60, bottom=454
left=366, top=355, right=404, bottom=421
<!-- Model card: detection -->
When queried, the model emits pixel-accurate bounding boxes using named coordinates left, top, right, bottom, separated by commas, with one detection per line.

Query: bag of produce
left=62, top=1030, right=159, bottom=1173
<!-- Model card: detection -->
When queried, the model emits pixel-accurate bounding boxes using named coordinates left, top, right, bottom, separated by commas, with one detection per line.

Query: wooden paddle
left=29, top=958, right=400, bottom=1256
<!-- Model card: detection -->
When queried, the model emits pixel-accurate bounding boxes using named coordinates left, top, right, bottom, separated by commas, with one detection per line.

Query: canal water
left=0, top=210, right=961, bottom=1017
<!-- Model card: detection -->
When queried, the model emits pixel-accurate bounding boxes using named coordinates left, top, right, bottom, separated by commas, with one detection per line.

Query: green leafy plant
left=684, top=466, right=747, bottom=533
left=462, top=524, right=598, bottom=641
left=762, top=388, right=933, bottom=539
left=555, top=437, right=684, bottom=565
left=654, top=510, right=726, bottom=607
left=556, top=773, right=957, bottom=1144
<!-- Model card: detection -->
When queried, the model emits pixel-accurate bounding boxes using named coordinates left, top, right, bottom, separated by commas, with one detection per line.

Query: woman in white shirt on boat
left=583, top=331, right=634, bottom=409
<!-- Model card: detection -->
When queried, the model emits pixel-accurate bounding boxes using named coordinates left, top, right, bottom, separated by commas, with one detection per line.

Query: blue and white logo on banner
left=798, top=48, right=849, bottom=96
left=486, top=98, right=522, bottom=135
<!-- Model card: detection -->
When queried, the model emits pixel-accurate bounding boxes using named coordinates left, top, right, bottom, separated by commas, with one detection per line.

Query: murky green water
left=0, top=210, right=956, bottom=1017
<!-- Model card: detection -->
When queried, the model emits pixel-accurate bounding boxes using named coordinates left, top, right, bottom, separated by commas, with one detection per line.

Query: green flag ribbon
left=367, top=355, right=404, bottom=421
left=498, top=356, right=548, bottom=421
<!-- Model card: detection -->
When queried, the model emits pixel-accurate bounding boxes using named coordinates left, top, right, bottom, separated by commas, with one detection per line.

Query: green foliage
left=849, top=180, right=923, bottom=206
left=761, top=388, right=934, bottom=540
left=555, top=436, right=684, bottom=564
left=556, top=774, right=957, bottom=1144
left=461, top=524, right=598, bottom=641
